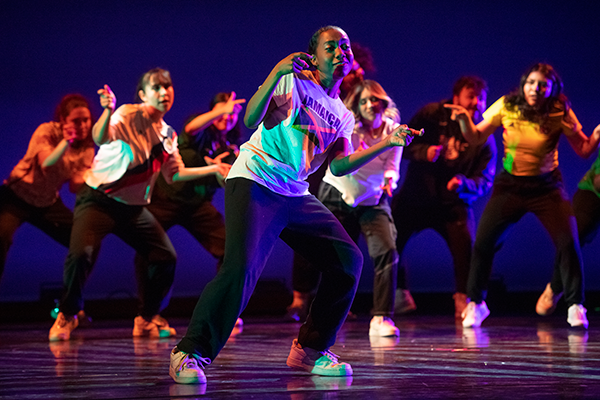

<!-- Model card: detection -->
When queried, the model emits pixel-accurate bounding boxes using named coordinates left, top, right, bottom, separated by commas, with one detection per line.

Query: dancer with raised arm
left=392, top=76, right=496, bottom=318
left=446, top=63, right=600, bottom=329
left=49, top=68, right=230, bottom=341
left=169, top=26, right=417, bottom=384
left=1, top=94, right=95, bottom=287
left=314, top=79, right=405, bottom=337
left=135, top=91, right=245, bottom=326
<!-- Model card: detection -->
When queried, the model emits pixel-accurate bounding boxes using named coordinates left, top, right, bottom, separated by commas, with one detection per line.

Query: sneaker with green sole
left=286, top=339, right=352, bottom=376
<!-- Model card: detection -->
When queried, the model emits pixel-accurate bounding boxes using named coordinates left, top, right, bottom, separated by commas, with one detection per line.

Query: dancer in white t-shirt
left=169, top=26, right=417, bottom=384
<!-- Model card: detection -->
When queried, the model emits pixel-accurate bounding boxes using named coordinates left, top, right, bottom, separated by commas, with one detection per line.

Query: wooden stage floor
left=1, top=314, right=599, bottom=399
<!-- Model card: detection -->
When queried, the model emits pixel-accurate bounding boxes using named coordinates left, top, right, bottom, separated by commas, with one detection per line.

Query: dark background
left=2, top=1, right=599, bottom=304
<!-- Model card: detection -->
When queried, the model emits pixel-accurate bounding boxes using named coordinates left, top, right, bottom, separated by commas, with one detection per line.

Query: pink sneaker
left=567, top=304, right=589, bottom=329
left=462, top=301, right=490, bottom=328
left=369, top=316, right=400, bottom=337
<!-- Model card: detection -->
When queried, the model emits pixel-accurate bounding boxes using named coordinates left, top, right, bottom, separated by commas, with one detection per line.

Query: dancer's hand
left=276, top=52, right=316, bottom=76
left=61, top=122, right=78, bottom=145
left=381, top=177, right=393, bottom=197
left=204, top=153, right=232, bottom=179
left=447, top=176, right=463, bottom=192
left=427, top=145, right=443, bottom=162
left=213, top=91, right=246, bottom=116
left=444, top=104, right=470, bottom=123
left=388, top=125, right=424, bottom=147
left=97, top=84, right=116, bottom=111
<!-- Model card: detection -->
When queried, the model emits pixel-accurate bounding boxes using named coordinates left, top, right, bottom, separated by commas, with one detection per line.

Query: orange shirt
left=6, top=122, right=94, bottom=207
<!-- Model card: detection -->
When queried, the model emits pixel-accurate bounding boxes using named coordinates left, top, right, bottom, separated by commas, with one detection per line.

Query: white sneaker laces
left=179, top=352, right=211, bottom=371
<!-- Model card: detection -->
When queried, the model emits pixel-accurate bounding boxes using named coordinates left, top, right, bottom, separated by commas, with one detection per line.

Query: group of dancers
left=1, top=25, right=600, bottom=384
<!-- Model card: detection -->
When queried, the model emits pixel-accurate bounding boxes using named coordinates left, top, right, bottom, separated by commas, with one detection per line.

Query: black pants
left=134, top=188, right=226, bottom=285
left=549, top=188, right=600, bottom=295
left=392, top=193, right=474, bottom=294
left=291, top=182, right=399, bottom=315
left=59, top=184, right=177, bottom=317
left=177, top=178, right=363, bottom=360
left=467, top=169, right=584, bottom=306
left=0, top=185, right=72, bottom=281
left=320, top=182, right=398, bottom=316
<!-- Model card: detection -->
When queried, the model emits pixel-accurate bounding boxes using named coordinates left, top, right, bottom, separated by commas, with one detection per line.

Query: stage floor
left=1, top=314, right=599, bottom=399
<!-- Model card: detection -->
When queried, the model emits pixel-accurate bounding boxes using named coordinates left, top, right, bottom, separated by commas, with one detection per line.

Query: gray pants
left=317, top=182, right=399, bottom=316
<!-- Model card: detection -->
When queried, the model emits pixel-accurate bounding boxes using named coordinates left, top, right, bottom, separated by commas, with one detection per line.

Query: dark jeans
left=0, top=185, right=73, bottom=280
left=291, top=182, right=399, bottom=316
left=177, top=178, right=363, bottom=360
left=317, top=182, right=399, bottom=316
left=467, top=169, right=584, bottom=306
left=60, top=184, right=177, bottom=317
left=549, top=188, right=600, bottom=295
left=392, top=194, right=474, bottom=294
left=134, top=188, right=226, bottom=283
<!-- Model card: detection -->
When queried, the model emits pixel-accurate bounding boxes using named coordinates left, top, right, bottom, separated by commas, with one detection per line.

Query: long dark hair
left=504, top=63, right=570, bottom=127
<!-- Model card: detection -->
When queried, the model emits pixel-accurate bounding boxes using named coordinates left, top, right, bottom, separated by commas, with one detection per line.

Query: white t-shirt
left=84, top=104, right=182, bottom=205
left=323, top=117, right=403, bottom=206
left=227, top=71, right=355, bottom=196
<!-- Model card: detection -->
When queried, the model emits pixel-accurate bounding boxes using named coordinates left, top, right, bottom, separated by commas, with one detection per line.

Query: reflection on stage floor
left=1, top=314, right=599, bottom=399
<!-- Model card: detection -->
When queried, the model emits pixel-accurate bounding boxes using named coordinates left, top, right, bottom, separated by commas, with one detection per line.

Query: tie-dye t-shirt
left=227, top=71, right=355, bottom=196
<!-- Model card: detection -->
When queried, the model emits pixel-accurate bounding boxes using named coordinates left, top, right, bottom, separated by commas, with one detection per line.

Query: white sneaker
left=169, top=347, right=211, bottom=384
left=567, top=304, right=589, bottom=329
left=369, top=316, right=400, bottom=337
left=462, top=301, right=490, bottom=328
left=394, top=289, right=417, bottom=314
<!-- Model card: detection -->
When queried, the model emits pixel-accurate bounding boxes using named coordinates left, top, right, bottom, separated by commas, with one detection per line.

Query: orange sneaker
left=49, top=312, right=79, bottom=341
left=133, top=315, right=176, bottom=338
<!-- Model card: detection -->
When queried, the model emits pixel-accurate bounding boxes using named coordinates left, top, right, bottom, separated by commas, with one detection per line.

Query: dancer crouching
left=169, top=26, right=417, bottom=384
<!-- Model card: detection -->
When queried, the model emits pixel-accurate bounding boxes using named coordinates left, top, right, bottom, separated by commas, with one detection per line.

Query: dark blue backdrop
left=2, top=1, right=599, bottom=302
